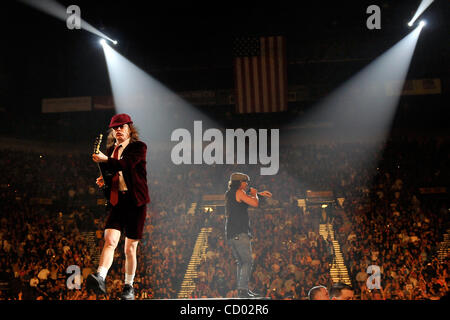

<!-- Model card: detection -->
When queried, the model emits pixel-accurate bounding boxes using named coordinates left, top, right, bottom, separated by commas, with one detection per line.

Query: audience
left=0, top=135, right=448, bottom=300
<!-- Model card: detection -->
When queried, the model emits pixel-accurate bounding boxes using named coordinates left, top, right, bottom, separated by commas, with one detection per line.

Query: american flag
left=233, top=35, right=288, bottom=113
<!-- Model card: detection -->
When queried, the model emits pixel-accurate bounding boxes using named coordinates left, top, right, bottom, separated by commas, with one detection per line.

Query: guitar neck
left=96, top=162, right=103, bottom=176
left=94, top=134, right=105, bottom=179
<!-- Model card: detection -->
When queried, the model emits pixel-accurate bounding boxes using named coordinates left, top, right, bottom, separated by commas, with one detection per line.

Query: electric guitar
left=93, top=134, right=112, bottom=201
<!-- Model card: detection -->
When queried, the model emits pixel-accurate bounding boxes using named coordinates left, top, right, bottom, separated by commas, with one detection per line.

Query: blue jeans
left=228, top=233, right=253, bottom=291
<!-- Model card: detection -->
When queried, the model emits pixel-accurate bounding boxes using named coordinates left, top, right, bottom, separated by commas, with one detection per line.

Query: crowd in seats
left=334, top=139, right=450, bottom=299
left=0, top=146, right=208, bottom=299
left=0, top=135, right=448, bottom=300
left=183, top=136, right=449, bottom=300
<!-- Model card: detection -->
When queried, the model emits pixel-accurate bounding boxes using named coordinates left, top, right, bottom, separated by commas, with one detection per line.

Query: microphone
left=249, top=187, right=271, bottom=198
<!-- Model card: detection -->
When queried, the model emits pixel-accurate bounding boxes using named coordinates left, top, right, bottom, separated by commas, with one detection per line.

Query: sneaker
left=238, top=289, right=254, bottom=298
left=121, top=284, right=135, bottom=300
left=86, top=273, right=106, bottom=295
left=248, top=289, right=260, bottom=297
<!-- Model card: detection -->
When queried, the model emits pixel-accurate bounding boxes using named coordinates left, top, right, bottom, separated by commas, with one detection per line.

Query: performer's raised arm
left=237, top=187, right=259, bottom=207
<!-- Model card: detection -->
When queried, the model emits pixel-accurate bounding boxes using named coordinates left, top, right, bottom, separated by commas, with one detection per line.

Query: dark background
left=0, top=0, right=449, bottom=142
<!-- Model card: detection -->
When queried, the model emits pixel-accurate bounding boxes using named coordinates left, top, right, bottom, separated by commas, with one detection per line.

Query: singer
left=87, top=113, right=150, bottom=300
left=225, top=172, right=272, bottom=298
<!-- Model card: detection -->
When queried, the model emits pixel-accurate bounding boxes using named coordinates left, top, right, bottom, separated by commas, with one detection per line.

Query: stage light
left=100, top=38, right=117, bottom=46
left=408, top=20, right=426, bottom=28
left=407, top=0, right=434, bottom=28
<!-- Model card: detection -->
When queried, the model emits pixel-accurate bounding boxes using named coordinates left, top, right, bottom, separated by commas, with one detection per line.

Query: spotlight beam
left=99, top=41, right=219, bottom=142
left=300, top=25, right=423, bottom=130
left=19, top=0, right=117, bottom=44
left=288, top=25, right=425, bottom=181
left=407, top=0, right=434, bottom=27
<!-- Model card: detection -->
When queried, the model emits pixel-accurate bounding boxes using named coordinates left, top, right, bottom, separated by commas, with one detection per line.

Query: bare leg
left=124, top=237, right=139, bottom=280
left=98, top=229, right=121, bottom=270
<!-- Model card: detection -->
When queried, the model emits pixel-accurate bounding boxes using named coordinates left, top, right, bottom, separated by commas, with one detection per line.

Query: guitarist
left=88, top=113, right=150, bottom=300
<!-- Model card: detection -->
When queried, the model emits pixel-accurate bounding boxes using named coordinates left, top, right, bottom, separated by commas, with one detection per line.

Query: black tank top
left=225, top=189, right=250, bottom=240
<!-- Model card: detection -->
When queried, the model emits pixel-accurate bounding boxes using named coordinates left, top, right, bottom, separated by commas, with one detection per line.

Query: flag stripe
left=244, top=57, right=251, bottom=113
left=269, top=36, right=275, bottom=112
left=278, top=37, right=288, bottom=111
left=252, top=56, right=261, bottom=113
left=276, top=36, right=283, bottom=111
left=264, top=38, right=274, bottom=112
left=260, top=37, right=269, bottom=113
left=248, top=57, right=255, bottom=113
left=271, top=38, right=280, bottom=112
left=281, top=36, right=288, bottom=111
left=235, top=58, right=245, bottom=114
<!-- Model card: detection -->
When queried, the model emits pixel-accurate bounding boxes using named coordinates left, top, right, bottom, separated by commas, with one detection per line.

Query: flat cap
left=229, top=172, right=250, bottom=182
left=109, top=113, right=133, bottom=128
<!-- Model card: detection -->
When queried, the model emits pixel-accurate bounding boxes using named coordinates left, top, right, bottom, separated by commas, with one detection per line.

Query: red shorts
left=104, top=192, right=147, bottom=240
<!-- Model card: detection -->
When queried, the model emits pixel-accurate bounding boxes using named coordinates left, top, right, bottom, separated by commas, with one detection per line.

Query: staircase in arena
left=187, top=202, right=197, bottom=215
left=319, top=223, right=351, bottom=285
left=437, top=228, right=450, bottom=262
left=81, top=231, right=100, bottom=265
left=177, top=227, right=212, bottom=298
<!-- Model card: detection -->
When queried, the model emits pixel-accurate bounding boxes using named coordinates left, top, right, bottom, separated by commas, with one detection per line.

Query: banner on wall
left=42, top=97, right=92, bottom=113
left=386, top=78, right=441, bottom=96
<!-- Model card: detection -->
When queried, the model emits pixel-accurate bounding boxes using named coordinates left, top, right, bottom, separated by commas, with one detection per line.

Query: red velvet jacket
left=100, top=140, right=150, bottom=207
